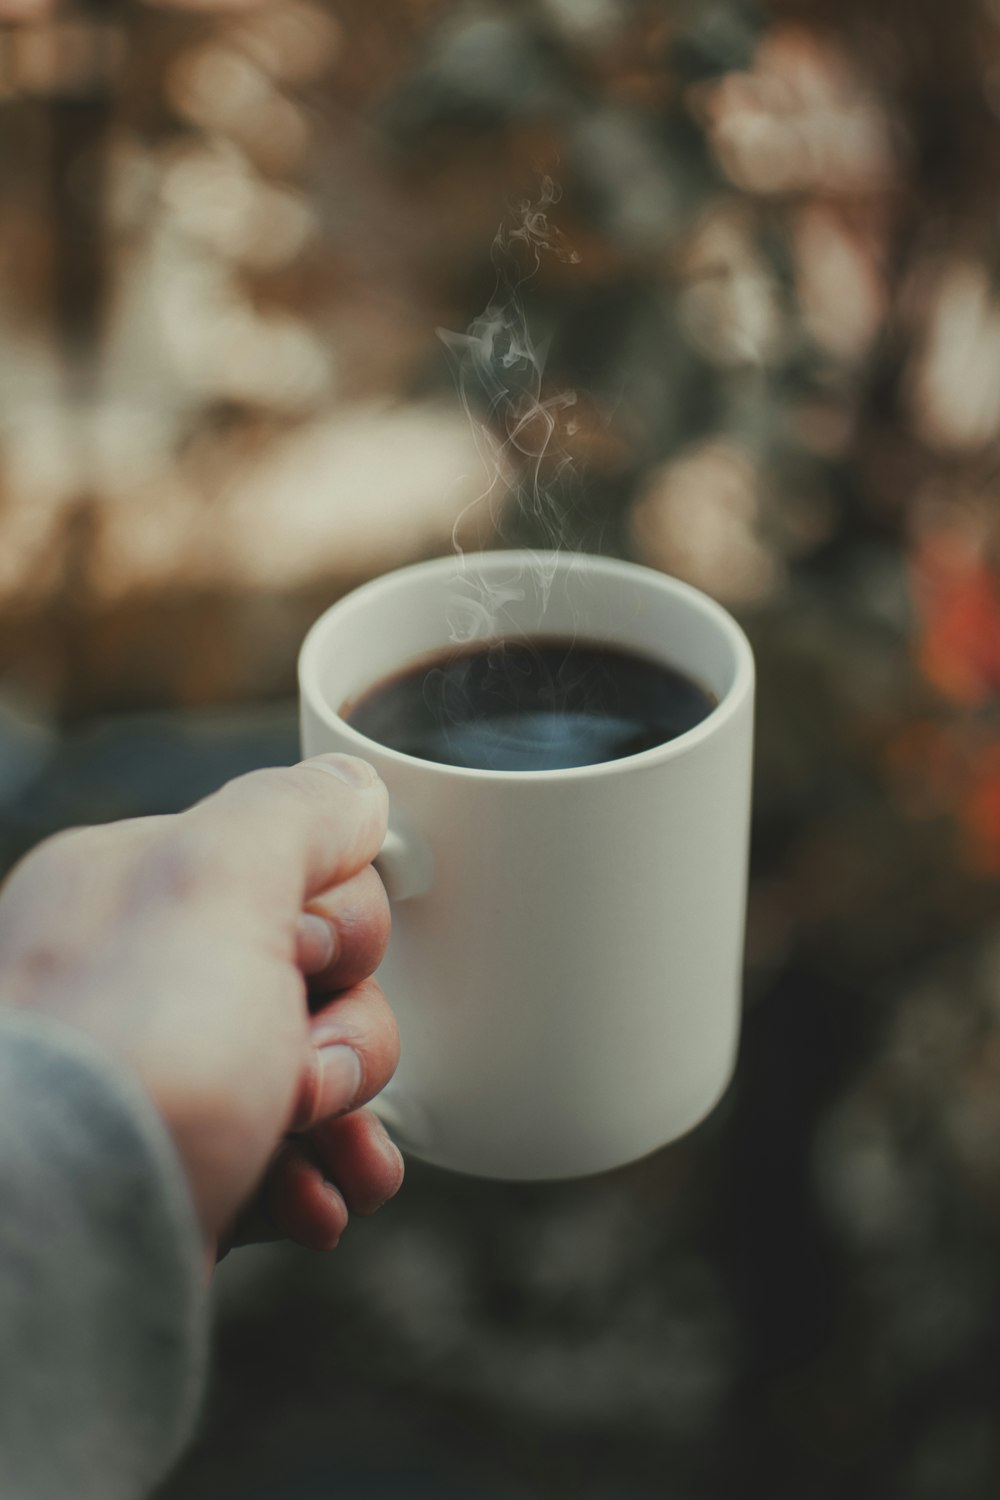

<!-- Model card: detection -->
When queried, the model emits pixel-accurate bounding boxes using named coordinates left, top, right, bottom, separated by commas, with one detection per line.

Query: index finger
left=176, top=754, right=389, bottom=912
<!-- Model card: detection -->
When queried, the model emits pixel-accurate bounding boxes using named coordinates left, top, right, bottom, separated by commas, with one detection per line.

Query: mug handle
left=374, top=826, right=434, bottom=901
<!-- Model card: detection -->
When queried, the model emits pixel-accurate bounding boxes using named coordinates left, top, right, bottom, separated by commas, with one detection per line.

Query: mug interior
left=300, top=551, right=752, bottom=770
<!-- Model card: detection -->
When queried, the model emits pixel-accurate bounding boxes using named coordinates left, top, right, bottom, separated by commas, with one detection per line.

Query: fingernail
left=371, top=1115, right=405, bottom=1173
left=310, top=754, right=377, bottom=789
left=370, top=1145, right=406, bottom=1208
left=297, top=912, right=335, bottom=972
left=316, top=1044, right=363, bottom=1118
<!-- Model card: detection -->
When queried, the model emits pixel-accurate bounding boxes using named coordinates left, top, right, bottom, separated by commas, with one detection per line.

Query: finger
left=221, top=1112, right=402, bottom=1256
left=256, top=1142, right=350, bottom=1252
left=307, top=1109, right=404, bottom=1216
left=170, top=755, right=389, bottom=917
left=296, top=864, right=391, bottom=990
left=292, top=976, right=400, bottom=1131
left=272, top=1143, right=349, bottom=1250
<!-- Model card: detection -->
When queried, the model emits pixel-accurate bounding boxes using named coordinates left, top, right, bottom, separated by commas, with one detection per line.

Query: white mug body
left=299, top=551, right=754, bottom=1180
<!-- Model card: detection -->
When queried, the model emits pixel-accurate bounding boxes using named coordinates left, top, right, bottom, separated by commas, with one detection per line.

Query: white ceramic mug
left=299, top=550, right=754, bottom=1180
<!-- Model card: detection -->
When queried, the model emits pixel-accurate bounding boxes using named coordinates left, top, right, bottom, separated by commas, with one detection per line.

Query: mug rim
left=299, top=550, right=755, bottom=783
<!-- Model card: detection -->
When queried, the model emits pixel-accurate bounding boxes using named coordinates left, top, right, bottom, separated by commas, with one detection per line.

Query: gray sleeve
left=0, top=1011, right=207, bottom=1500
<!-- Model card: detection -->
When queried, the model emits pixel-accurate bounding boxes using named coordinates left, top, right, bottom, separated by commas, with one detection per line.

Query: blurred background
left=2, top=0, right=1000, bottom=1495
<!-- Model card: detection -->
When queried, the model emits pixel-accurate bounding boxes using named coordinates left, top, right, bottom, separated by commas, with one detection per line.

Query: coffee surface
left=343, top=637, right=716, bottom=772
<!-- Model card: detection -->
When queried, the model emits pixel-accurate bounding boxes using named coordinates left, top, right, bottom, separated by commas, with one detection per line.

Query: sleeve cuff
left=0, top=1010, right=207, bottom=1500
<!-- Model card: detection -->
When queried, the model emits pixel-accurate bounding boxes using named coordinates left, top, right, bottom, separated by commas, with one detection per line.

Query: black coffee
left=343, top=637, right=716, bottom=772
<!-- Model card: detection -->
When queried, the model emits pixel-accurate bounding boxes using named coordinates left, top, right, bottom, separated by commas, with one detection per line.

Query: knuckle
left=22, top=825, right=95, bottom=872
left=360, top=979, right=401, bottom=1073
left=312, top=977, right=400, bottom=1095
left=0, top=826, right=99, bottom=909
left=326, top=867, right=392, bottom=970
left=360, top=864, right=392, bottom=931
left=140, top=822, right=234, bottom=901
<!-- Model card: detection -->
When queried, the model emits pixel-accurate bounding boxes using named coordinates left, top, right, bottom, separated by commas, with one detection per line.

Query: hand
left=0, top=755, right=403, bottom=1259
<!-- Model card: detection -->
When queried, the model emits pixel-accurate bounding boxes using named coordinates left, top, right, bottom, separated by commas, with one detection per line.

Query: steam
left=437, top=176, right=581, bottom=641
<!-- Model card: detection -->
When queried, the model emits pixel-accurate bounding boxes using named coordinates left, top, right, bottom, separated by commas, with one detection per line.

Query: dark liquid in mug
left=343, top=637, right=717, bottom=772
